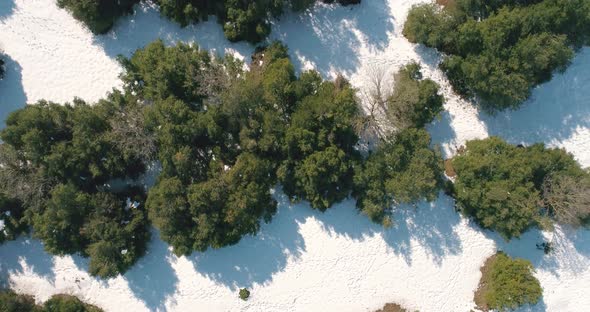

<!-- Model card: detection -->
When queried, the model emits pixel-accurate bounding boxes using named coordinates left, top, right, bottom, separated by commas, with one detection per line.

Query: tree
left=451, top=137, right=588, bottom=239
left=0, top=290, right=39, bottom=312
left=353, top=128, right=443, bottom=226
left=475, top=252, right=542, bottom=311
left=542, top=173, right=590, bottom=227
left=57, top=0, right=139, bottom=34
left=387, top=62, right=444, bottom=130
left=278, top=76, right=362, bottom=210
left=403, top=0, right=589, bottom=110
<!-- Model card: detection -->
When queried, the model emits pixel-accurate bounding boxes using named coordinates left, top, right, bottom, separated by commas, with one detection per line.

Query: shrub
left=239, top=288, right=250, bottom=301
left=474, top=252, right=542, bottom=311
left=0, top=291, right=103, bottom=312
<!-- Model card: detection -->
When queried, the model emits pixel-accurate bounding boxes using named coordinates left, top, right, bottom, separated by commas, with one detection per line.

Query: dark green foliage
left=239, top=288, right=250, bottom=300
left=122, top=41, right=363, bottom=254
left=353, top=128, right=443, bottom=226
left=0, top=291, right=103, bottom=312
left=57, top=0, right=139, bottom=34
left=0, top=97, right=150, bottom=277
left=0, top=194, right=27, bottom=244
left=0, top=290, right=39, bottom=312
left=403, top=0, right=590, bottom=110
left=451, top=137, right=587, bottom=239
left=278, top=76, right=361, bottom=211
left=475, top=252, right=542, bottom=311
left=133, top=42, right=304, bottom=254
left=387, top=62, right=444, bottom=129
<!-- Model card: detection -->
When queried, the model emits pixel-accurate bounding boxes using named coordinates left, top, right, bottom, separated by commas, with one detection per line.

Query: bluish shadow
left=124, top=228, right=178, bottom=311
left=0, top=235, right=56, bottom=287
left=427, top=110, right=458, bottom=158
left=271, top=0, right=394, bottom=77
left=0, top=0, right=16, bottom=20
left=479, top=47, right=590, bottom=149
left=0, top=54, right=26, bottom=128
left=190, top=190, right=308, bottom=290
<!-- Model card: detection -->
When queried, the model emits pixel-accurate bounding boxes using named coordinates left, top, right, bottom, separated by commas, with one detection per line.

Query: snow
left=0, top=0, right=589, bottom=311
left=0, top=219, right=5, bottom=232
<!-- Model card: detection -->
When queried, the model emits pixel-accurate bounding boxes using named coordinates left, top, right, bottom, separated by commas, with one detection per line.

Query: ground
left=0, top=0, right=589, bottom=311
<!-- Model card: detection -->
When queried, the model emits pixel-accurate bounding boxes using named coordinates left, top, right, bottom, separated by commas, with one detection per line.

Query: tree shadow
left=478, top=47, right=590, bottom=151
left=91, top=2, right=253, bottom=61
left=514, top=297, right=548, bottom=312
left=270, top=0, right=394, bottom=77
left=427, top=110, right=459, bottom=158
left=0, top=0, right=16, bottom=20
left=0, top=235, right=56, bottom=287
left=123, top=228, right=179, bottom=311
left=189, top=190, right=308, bottom=290
left=0, top=54, right=26, bottom=127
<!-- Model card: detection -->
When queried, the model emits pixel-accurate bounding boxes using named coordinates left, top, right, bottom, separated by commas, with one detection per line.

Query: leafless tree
left=543, top=173, right=590, bottom=227
left=0, top=144, right=53, bottom=214
left=109, top=103, right=156, bottom=162
left=355, top=64, right=393, bottom=146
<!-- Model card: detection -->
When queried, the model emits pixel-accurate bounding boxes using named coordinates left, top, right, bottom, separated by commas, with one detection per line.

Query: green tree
left=403, top=0, right=589, bottom=110
left=475, top=252, right=542, bottom=311
left=353, top=128, right=443, bottom=226
left=387, top=62, right=444, bottom=130
left=451, top=137, right=588, bottom=239
left=57, top=0, right=139, bottom=34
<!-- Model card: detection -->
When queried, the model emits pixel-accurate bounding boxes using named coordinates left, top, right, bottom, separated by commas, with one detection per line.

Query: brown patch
left=436, top=0, right=455, bottom=7
left=374, top=303, right=414, bottom=312
left=444, top=159, right=456, bottom=178
left=474, top=254, right=499, bottom=312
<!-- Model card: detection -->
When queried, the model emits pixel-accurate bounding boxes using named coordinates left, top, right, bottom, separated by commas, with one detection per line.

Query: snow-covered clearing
left=0, top=0, right=589, bottom=311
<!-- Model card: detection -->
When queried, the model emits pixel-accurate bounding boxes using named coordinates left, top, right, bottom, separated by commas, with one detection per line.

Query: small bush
left=239, top=288, right=250, bottom=301
left=474, top=252, right=542, bottom=311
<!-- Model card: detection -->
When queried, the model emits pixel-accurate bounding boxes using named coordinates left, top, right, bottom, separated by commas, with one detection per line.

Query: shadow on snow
left=0, top=54, right=26, bottom=127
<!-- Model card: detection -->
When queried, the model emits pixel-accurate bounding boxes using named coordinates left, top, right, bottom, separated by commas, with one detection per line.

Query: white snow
left=0, top=0, right=589, bottom=312
left=0, top=219, right=5, bottom=232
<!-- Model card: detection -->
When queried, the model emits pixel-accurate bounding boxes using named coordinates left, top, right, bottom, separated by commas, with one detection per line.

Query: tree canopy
left=0, top=290, right=103, bottom=312
left=0, top=96, right=150, bottom=278
left=353, top=128, right=443, bottom=226
left=475, top=252, right=543, bottom=311
left=57, top=0, right=139, bottom=34
left=58, top=0, right=361, bottom=42
left=450, top=137, right=589, bottom=239
left=119, top=40, right=364, bottom=254
left=403, top=0, right=590, bottom=110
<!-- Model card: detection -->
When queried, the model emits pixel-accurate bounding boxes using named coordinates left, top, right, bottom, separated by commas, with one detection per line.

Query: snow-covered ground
left=0, top=0, right=589, bottom=311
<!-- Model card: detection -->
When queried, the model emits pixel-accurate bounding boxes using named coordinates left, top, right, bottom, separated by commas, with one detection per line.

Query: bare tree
left=543, top=173, right=590, bottom=227
left=109, top=103, right=156, bottom=162
left=355, top=64, right=393, bottom=145
left=0, top=144, right=53, bottom=214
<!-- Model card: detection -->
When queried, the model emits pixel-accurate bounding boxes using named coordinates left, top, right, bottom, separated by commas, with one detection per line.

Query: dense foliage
left=57, top=0, right=139, bottom=34
left=386, top=62, right=444, bottom=130
left=353, top=128, right=443, bottom=226
left=475, top=252, right=542, bottom=311
left=0, top=194, right=27, bottom=243
left=0, top=290, right=103, bottom=312
left=58, top=0, right=360, bottom=42
left=0, top=97, right=150, bottom=278
left=403, top=0, right=590, bottom=110
left=120, top=40, right=363, bottom=255
left=451, top=137, right=589, bottom=239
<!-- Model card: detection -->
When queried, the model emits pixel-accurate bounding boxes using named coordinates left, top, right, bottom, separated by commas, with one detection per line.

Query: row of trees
left=58, top=0, right=360, bottom=42
left=0, top=290, right=103, bottom=312
left=403, top=0, right=590, bottom=110
left=449, top=137, right=590, bottom=239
